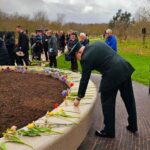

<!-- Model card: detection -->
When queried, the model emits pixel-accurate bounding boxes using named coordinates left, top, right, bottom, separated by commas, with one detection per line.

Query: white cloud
left=83, top=6, right=93, bottom=13
left=0, top=0, right=146, bottom=23
left=42, top=0, right=61, bottom=3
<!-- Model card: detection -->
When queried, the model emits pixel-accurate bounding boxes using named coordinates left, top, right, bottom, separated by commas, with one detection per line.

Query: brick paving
left=78, top=74, right=150, bottom=150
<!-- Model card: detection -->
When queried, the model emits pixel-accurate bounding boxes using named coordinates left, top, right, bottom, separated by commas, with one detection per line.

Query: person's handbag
left=64, top=45, right=69, bottom=54
left=64, top=46, right=71, bottom=61
left=16, top=51, right=25, bottom=57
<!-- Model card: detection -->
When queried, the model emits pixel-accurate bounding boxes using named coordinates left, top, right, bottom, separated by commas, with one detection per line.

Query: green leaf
left=35, top=127, right=51, bottom=133
left=59, top=112, right=79, bottom=118
left=66, top=96, right=75, bottom=100
left=0, top=141, right=7, bottom=150
left=6, top=135, right=35, bottom=150
left=18, top=129, right=41, bottom=137
left=18, top=127, right=62, bottom=137
left=48, top=130, right=63, bottom=135
left=69, top=92, right=77, bottom=96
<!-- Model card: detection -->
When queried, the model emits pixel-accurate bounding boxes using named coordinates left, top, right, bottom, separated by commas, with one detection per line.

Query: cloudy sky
left=0, top=0, right=146, bottom=23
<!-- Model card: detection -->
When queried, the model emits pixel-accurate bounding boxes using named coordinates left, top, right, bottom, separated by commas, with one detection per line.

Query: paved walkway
left=78, top=74, right=150, bottom=150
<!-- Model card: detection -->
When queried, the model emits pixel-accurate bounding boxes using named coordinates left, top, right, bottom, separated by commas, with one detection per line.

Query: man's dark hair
left=71, top=32, right=77, bottom=36
left=16, top=25, right=22, bottom=29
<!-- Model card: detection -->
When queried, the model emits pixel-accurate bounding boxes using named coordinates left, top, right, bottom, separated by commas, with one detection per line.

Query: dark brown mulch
left=0, top=71, right=67, bottom=136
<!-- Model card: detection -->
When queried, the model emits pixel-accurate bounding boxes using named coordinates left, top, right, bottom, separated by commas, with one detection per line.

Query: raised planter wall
left=0, top=67, right=97, bottom=150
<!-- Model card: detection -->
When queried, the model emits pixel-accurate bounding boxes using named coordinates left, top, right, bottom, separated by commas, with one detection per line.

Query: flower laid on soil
left=47, top=108, right=80, bottom=119
left=0, top=122, right=63, bottom=150
left=66, top=92, right=78, bottom=101
left=0, top=66, right=27, bottom=73
left=54, top=102, right=59, bottom=108
left=18, top=122, right=62, bottom=137
left=2, top=126, right=35, bottom=150
left=69, top=81, right=74, bottom=87
left=61, top=90, right=68, bottom=98
left=47, top=108, right=80, bottom=124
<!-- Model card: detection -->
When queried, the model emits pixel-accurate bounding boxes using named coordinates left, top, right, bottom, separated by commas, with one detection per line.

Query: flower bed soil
left=0, top=71, right=67, bottom=136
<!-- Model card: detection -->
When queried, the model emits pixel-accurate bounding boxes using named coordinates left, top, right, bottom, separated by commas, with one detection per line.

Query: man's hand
left=74, top=99, right=80, bottom=107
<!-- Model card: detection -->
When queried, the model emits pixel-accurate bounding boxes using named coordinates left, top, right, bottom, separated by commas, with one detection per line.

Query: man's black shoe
left=126, top=125, right=137, bottom=133
left=95, top=130, right=115, bottom=138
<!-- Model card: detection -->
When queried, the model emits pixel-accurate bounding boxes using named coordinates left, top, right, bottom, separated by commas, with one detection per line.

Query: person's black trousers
left=23, top=51, right=29, bottom=66
left=6, top=46, right=15, bottom=65
left=100, top=77, right=137, bottom=136
left=71, top=56, right=78, bottom=71
left=44, top=46, right=48, bottom=61
left=49, top=55, right=57, bottom=68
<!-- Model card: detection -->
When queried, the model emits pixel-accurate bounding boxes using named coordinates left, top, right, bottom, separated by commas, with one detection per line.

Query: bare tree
left=135, top=7, right=150, bottom=22
left=33, top=11, right=49, bottom=28
left=56, top=13, right=65, bottom=27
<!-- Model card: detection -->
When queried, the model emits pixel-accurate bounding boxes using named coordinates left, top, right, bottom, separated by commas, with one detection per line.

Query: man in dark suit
left=16, top=25, right=29, bottom=66
left=70, top=41, right=138, bottom=138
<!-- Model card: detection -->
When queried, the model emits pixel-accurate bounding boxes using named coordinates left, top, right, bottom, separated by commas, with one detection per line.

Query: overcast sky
left=0, top=0, right=146, bottom=23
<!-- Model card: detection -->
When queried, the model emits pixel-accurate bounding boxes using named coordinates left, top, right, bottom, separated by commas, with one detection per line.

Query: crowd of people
left=0, top=26, right=91, bottom=71
left=0, top=26, right=118, bottom=70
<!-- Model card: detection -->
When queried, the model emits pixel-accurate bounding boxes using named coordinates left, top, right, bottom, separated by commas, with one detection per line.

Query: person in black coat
left=42, top=30, right=49, bottom=61
left=67, top=32, right=78, bottom=72
left=0, top=36, right=10, bottom=65
left=16, top=26, right=29, bottom=66
left=4, top=32, right=15, bottom=65
left=70, top=41, right=138, bottom=138
left=59, top=31, right=66, bottom=53
left=32, top=34, right=43, bottom=61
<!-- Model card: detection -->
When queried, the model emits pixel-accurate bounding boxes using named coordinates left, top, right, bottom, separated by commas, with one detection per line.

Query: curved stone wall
left=0, top=66, right=97, bottom=150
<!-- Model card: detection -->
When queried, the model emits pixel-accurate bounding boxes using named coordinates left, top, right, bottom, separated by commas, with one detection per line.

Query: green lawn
left=57, top=54, right=81, bottom=71
left=118, top=38, right=150, bottom=86
left=119, top=50, right=150, bottom=85
left=57, top=38, right=150, bottom=86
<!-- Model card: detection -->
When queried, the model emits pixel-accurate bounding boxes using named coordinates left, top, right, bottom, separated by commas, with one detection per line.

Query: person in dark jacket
left=47, top=30, right=58, bottom=68
left=105, top=29, right=117, bottom=53
left=32, top=32, right=43, bottom=61
left=0, top=37, right=10, bottom=65
left=16, top=26, right=29, bottom=66
left=59, top=31, right=66, bottom=53
left=4, top=32, right=15, bottom=65
left=79, top=32, right=89, bottom=46
left=42, top=30, right=49, bottom=61
left=67, top=32, right=78, bottom=72
left=70, top=41, right=137, bottom=138
left=30, top=33, right=36, bottom=46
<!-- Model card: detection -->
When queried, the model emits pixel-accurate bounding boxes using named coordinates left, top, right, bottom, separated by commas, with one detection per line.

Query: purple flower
left=2, top=69, right=6, bottom=72
left=2, top=67, right=10, bottom=72
left=61, top=90, right=68, bottom=97
left=60, top=76, right=66, bottom=82
left=43, top=68, right=51, bottom=73
left=21, top=69, right=26, bottom=73
left=54, top=71, right=59, bottom=78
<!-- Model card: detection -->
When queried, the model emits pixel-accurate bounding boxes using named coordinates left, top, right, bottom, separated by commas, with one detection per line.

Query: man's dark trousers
left=100, top=77, right=137, bottom=136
